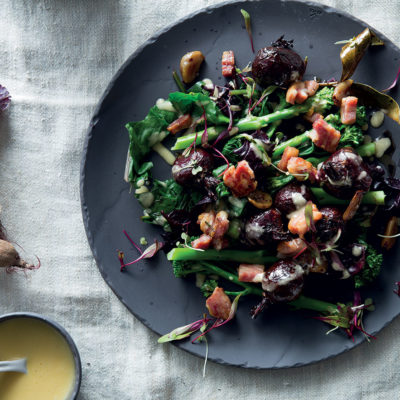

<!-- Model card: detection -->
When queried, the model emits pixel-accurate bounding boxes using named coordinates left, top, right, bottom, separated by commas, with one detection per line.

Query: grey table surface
left=0, top=0, right=399, bottom=399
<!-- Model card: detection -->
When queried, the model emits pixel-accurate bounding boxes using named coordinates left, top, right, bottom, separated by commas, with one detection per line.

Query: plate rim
left=80, top=0, right=400, bottom=369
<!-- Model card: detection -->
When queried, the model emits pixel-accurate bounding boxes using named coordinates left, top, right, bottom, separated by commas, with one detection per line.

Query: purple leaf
left=119, top=240, right=163, bottom=271
left=382, top=63, right=400, bottom=92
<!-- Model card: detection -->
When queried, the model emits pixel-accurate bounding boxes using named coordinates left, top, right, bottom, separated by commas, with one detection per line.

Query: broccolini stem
left=198, top=262, right=347, bottom=314
left=225, top=289, right=251, bottom=296
left=201, top=261, right=341, bottom=311
left=172, top=71, right=186, bottom=93
left=288, top=295, right=336, bottom=312
left=167, top=248, right=278, bottom=264
left=311, top=188, right=385, bottom=205
left=230, top=89, right=248, bottom=95
left=172, top=126, right=225, bottom=150
left=171, top=103, right=312, bottom=151
left=235, top=103, right=311, bottom=132
left=272, top=132, right=310, bottom=159
left=200, top=262, right=263, bottom=296
left=306, top=156, right=328, bottom=166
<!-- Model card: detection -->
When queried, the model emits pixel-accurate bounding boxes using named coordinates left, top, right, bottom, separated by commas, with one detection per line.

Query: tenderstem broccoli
left=311, top=188, right=386, bottom=205
left=168, top=247, right=278, bottom=264
left=325, top=113, right=364, bottom=148
left=171, top=259, right=373, bottom=334
left=172, top=87, right=335, bottom=151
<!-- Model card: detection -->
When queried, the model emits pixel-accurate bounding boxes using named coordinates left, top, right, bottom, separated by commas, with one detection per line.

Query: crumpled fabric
left=0, top=1, right=399, bottom=399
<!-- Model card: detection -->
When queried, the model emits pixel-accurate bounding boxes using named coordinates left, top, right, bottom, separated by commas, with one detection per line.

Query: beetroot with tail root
left=0, top=239, right=37, bottom=270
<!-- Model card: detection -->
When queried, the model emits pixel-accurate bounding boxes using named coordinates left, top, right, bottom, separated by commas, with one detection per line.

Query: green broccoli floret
left=200, top=279, right=218, bottom=297
left=354, top=240, right=383, bottom=288
left=356, top=105, right=367, bottom=126
left=325, top=105, right=367, bottom=148
left=339, top=125, right=364, bottom=147
left=172, top=260, right=206, bottom=278
left=311, top=86, right=335, bottom=114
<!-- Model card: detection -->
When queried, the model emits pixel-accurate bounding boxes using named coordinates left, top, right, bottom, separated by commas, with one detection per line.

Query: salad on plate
left=121, top=20, right=400, bottom=346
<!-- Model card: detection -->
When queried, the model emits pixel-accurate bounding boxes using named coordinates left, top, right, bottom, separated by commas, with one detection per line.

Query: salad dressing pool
left=0, top=318, right=75, bottom=400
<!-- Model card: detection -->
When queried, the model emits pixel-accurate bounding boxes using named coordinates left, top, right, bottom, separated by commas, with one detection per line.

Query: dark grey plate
left=81, top=0, right=400, bottom=368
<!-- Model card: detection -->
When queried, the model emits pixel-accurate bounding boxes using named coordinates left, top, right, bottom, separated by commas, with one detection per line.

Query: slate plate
left=81, top=0, right=400, bottom=368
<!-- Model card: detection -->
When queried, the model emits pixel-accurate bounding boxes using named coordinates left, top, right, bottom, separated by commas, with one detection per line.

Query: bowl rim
left=0, top=312, right=82, bottom=400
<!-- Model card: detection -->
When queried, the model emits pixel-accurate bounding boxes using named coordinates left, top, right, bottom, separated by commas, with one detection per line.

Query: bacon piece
left=198, top=211, right=216, bottom=236
left=287, top=157, right=317, bottom=182
left=197, top=211, right=229, bottom=238
left=333, top=79, right=353, bottom=106
left=309, top=118, right=341, bottom=153
left=223, top=160, right=257, bottom=197
left=197, top=211, right=229, bottom=250
left=238, top=264, right=265, bottom=283
left=206, top=287, right=232, bottom=320
left=191, top=234, right=212, bottom=250
left=305, top=80, right=319, bottom=97
left=294, top=83, right=309, bottom=104
left=286, top=80, right=320, bottom=105
left=277, top=238, right=307, bottom=257
left=213, top=211, right=230, bottom=239
left=288, top=203, right=322, bottom=237
left=167, top=114, right=192, bottom=134
left=222, top=50, right=235, bottom=78
left=277, top=146, right=299, bottom=171
left=286, top=82, right=304, bottom=105
left=340, top=96, right=358, bottom=125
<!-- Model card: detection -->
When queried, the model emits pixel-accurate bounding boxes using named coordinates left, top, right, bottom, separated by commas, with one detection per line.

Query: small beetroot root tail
left=6, top=256, right=41, bottom=274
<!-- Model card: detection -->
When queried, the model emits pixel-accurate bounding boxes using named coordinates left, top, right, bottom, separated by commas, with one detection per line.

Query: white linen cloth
left=0, top=1, right=399, bottom=399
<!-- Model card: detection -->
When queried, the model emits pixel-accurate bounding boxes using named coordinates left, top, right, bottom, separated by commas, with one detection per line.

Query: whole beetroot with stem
left=0, top=219, right=39, bottom=272
left=0, top=239, right=39, bottom=271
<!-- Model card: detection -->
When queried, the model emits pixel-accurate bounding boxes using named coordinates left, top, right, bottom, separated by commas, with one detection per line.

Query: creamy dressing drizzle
left=245, top=221, right=264, bottom=239
left=253, top=272, right=266, bottom=283
left=291, top=192, right=307, bottom=209
left=202, top=78, right=213, bottom=87
left=357, top=171, right=367, bottom=180
left=352, top=245, right=363, bottom=257
left=139, top=192, right=154, bottom=208
left=375, top=137, right=391, bottom=158
left=156, top=98, right=176, bottom=113
left=264, top=264, right=304, bottom=292
left=327, top=175, right=352, bottom=187
left=370, top=110, right=385, bottom=128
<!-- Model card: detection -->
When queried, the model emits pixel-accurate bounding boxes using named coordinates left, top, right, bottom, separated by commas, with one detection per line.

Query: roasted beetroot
left=317, top=148, right=372, bottom=198
left=274, top=183, right=313, bottom=215
left=315, top=207, right=345, bottom=242
left=172, top=148, right=214, bottom=187
left=244, top=208, right=289, bottom=246
left=252, top=39, right=306, bottom=87
left=262, top=260, right=304, bottom=302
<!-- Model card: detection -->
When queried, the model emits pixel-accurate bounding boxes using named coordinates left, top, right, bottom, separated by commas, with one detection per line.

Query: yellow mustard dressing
left=0, top=318, right=76, bottom=400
